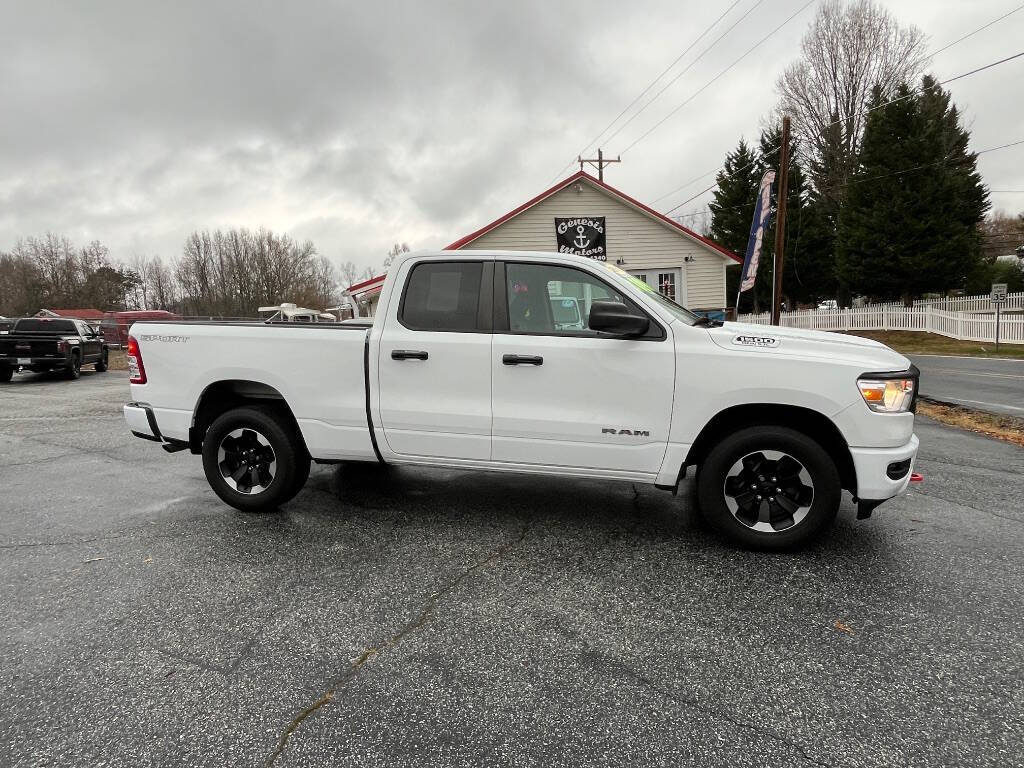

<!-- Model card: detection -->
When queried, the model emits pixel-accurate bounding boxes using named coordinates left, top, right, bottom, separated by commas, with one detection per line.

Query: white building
left=447, top=170, right=739, bottom=313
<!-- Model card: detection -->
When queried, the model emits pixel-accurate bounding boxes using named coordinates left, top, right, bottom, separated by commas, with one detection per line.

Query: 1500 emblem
left=603, top=428, right=650, bottom=437
left=732, top=334, right=778, bottom=348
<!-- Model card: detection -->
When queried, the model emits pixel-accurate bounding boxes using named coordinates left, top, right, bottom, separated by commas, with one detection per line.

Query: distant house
left=447, top=170, right=739, bottom=313
left=342, top=274, right=386, bottom=318
left=35, top=308, right=105, bottom=321
left=35, top=308, right=105, bottom=329
left=341, top=172, right=737, bottom=319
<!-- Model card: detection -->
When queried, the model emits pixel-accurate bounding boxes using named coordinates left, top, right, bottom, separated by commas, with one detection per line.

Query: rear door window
left=400, top=262, right=484, bottom=332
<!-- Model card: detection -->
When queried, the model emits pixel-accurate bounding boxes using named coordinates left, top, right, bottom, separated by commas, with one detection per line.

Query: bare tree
left=174, top=228, right=335, bottom=316
left=776, top=0, right=928, bottom=203
left=337, top=260, right=360, bottom=290
left=383, top=242, right=410, bottom=270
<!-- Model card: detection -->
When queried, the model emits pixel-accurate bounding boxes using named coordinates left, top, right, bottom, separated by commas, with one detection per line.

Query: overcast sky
left=1, top=0, right=1022, bottom=279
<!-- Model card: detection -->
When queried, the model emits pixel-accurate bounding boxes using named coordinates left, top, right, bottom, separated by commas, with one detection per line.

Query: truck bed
left=131, top=321, right=376, bottom=461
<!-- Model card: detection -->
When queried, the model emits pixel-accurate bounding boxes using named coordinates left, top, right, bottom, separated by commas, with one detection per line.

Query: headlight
left=857, top=377, right=915, bottom=413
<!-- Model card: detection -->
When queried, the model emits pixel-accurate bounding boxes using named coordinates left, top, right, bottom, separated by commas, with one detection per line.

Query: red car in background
left=101, top=310, right=178, bottom=347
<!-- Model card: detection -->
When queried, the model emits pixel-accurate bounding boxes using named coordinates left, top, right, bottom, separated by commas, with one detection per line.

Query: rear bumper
left=1, top=355, right=71, bottom=368
left=850, top=433, right=919, bottom=501
left=124, top=401, right=163, bottom=442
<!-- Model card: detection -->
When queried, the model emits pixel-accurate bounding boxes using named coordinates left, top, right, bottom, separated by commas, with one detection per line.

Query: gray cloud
left=2, top=0, right=1022, bottom=277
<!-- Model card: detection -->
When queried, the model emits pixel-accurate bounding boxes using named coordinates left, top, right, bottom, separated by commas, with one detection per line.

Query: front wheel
left=201, top=407, right=304, bottom=512
left=696, top=426, right=841, bottom=550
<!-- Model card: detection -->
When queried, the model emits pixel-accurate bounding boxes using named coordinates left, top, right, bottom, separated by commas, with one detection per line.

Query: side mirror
left=588, top=300, right=649, bottom=337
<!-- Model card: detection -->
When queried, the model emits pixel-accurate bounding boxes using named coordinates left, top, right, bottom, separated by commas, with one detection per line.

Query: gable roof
left=446, top=170, right=740, bottom=263
left=345, top=274, right=386, bottom=296
left=37, top=308, right=105, bottom=319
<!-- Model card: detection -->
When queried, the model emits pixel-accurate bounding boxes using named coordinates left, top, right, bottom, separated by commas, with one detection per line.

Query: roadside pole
left=991, top=282, right=1007, bottom=352
left=771, top=116, right=791, bottom=326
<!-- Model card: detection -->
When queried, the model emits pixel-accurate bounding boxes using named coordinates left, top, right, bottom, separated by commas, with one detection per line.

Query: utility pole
left=771, top=116, right=791, bottom=326
left=578, top=148, right=621, bottom=182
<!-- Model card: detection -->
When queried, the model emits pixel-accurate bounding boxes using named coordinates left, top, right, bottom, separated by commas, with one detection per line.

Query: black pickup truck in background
left=0, top=318, right=109, bottom=382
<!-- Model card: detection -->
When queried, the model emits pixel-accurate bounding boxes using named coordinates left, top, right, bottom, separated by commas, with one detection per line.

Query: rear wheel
left=64, top=353, right=81, bottom=380
left=0, top=364, right=12, bottom=383
left=696, top=426, right=841, bottom=550
left=201, top=407, right=303, bottom=512
left=95, top=350, right=108, bottom=372
left=281, top=450, right=312, bottom=504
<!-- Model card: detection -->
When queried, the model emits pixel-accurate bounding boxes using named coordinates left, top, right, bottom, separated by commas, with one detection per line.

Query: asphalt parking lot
left=2, top=369, right=1023, bottom=767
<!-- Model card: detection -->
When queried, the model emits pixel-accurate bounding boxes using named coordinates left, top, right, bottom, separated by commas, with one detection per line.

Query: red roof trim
left=345, top=274, right=386, bottom=294
left=44, top=308, right=105, bottom=318
left=446, top=170, right=740, bottom=263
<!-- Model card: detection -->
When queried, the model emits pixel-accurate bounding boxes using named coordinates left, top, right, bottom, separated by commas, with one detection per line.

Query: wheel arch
left=190, top=379, right=306, bottom=455
left=685, top=403, right=856, bottom=493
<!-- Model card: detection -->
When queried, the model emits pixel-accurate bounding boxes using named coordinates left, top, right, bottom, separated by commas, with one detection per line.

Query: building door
left=492, top=261, right=675, bottom=476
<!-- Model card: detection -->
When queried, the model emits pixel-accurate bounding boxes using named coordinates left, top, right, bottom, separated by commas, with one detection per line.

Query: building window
left=657, top=272, right=676, bottom=302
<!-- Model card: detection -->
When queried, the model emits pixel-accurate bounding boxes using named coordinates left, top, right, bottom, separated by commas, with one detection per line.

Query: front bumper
left=124, top=401, right=163, bottom=442
left=849, top=433, right=919, bottom=502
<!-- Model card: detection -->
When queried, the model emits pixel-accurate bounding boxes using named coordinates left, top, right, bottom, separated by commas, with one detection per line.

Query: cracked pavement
left=1, top=370, right=1023, bottom=767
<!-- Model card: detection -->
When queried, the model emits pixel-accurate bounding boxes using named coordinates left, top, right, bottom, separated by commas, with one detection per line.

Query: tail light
left=127, top=335, right=146, bottom=384
left=56, top=340, right=67, bottom=352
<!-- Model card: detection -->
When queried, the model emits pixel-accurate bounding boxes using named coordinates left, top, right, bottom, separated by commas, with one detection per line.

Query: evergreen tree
left=709, top=138, right=760, bottom=255
left=709, top=138, right=761, bottom=312
left=836, top=79, right=989, bottom=302
left=757, top=123, right=836, bottom=308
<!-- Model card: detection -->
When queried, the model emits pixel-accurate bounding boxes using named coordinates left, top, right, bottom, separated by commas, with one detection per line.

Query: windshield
left=599, top=263, right=700, bottom=324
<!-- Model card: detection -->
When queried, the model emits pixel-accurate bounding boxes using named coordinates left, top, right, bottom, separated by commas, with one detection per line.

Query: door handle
left=391, top=349, right=428, bottom=361
left=502, top=354, right=543, bottom=366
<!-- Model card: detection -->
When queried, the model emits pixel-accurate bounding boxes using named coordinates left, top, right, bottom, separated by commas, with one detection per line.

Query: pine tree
left=757, top=123, right=836, bottom=308
left=709, top=139, right=761, bottom=312
left=836, top=80, right=989, bottom=302
left=709, top=138, right=760, bottom=255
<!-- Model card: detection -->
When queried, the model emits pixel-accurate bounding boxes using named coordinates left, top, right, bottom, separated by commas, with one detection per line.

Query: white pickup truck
left=123, top=250, right=919, bottom=549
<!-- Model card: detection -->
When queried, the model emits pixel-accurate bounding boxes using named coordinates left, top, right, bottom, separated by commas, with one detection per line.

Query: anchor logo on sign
left=574, top=225, right=590, bottom=249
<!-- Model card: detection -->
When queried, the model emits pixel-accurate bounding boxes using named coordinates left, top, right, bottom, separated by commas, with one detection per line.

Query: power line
left=599, top=0, right=768, bottom=149
left=673, top=138, right=1024, bottom=222
left=654, top=6, right=1024, bottom=209
left=941, top=50, right=1024, bottom=85
left=618, top=0, right=818, bottom=156
left=974, top=137, right=1024, bottom=154
left=662, top=50, right=1024, bottom=214
left=929, top=3, right=1024, bottom=58
left=545, top=0, right=748, bottom=186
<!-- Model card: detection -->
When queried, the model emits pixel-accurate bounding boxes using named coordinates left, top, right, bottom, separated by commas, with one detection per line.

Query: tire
left=64, top=353, right=81, bottom=380
left=201, top=406, right=303, bottom=513
left=696, top=425, right=841, bottom=550
left=0, top=365, right=12, bottom=383
left=280, top=450, right=312, bottom=504
left=95, top=350, right=108, bottom=372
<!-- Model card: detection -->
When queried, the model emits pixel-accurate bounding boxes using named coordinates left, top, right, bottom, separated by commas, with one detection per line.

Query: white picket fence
left=738, top=304, right=1024, bottom=344
left=869, top=290, right=1024, bottom=313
